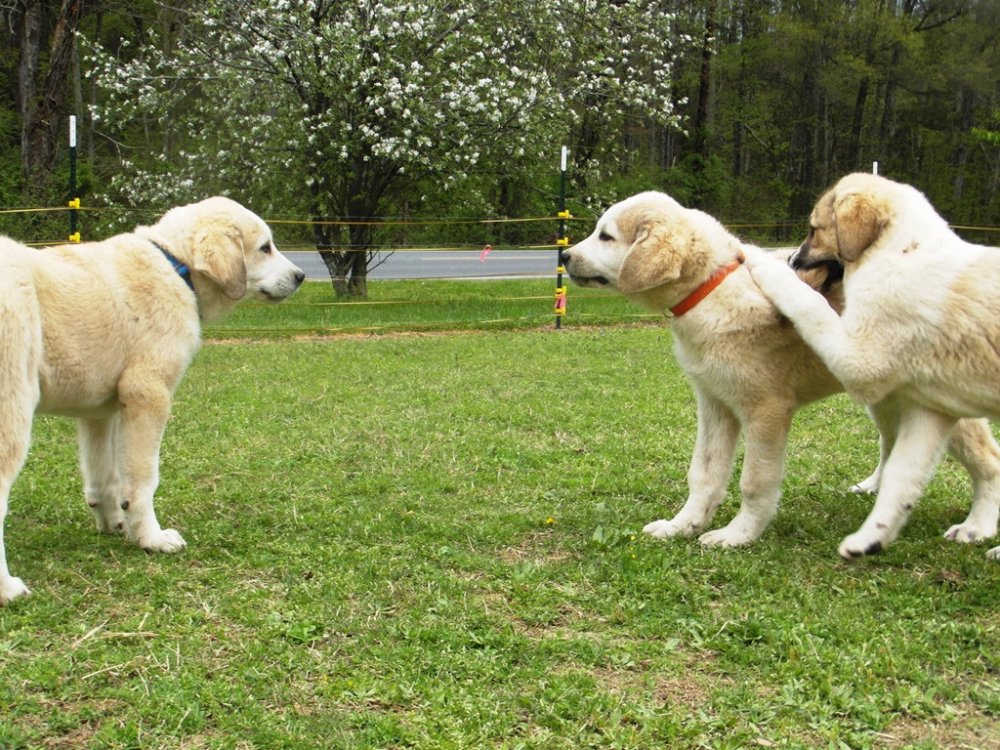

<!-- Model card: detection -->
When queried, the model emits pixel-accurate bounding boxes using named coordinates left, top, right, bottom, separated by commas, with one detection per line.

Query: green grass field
left=1, top=281, right=998, bottom=749
left=202, top=279, right=655, bottom=338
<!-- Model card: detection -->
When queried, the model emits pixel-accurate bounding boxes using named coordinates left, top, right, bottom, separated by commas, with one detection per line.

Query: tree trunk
left=569, top=102, right=601, bottom=191
left=20, top=0, right=85, bottom=194
left=311, top=216, right=367, bottom=299
left=17, top=0, right=43, bottom=186
left=693, top=0, right=717, bottom=157
left=876, top=40, right=902, bottom=168
left=308, top=170, right=368, bottom=299
left=847, top=76, right=870, bottom=169
left=732, top=33, right=746, bottom=177
left=952, top=87, right=975, bottom=202
left=310, top=189, right=376, bottom=299
left=789, top=63, right=820, bottom=219
left=86, top=8, right=104, bottom=164
left=319, top=250, right=368, bottom=298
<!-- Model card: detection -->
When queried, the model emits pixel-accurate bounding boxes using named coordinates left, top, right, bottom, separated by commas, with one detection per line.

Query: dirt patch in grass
left=880, top=713, right=1000, bottom=749
left=591, top=662, right=722, bottom=713
left=31, top=699, right=126, bottom=749
left=498, top=529, right=573, bottom=566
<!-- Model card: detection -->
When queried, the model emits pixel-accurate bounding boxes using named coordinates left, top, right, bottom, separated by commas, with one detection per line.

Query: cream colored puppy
left=745, top=173, right=1000, bottom=559
left=563, top=191, right=1000, bottom=553
left=0, top=197, right=304, bottom=604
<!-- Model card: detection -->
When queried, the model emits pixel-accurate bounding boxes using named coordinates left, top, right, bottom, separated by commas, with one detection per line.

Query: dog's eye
left=259, top=242, right=273, bottom=255
left=599, top=232, right=614, bottom=242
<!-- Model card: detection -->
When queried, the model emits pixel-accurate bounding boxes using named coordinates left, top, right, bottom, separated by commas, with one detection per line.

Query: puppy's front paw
left=986, top=546, right=1000, bottom=561
left=643, top=519, right=697, bottom=539
left=698, top=522, right=760, bottom=548
left=698, top=511, right=770, bottom=547
left=746, top=249, right=800, bottom=290
left=838, top=529, right=888, bottom=559
left=737, top=245, right=772, bottom=268
left=944, top=521, right=997, bottom=544
left=140, top=528, right=187, bottom=554
left=0, top=576, right=31, bottom=605
left=93, top=509, right=126, bottom=535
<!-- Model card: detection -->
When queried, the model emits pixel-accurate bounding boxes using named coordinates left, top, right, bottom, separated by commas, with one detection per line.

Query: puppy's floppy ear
left=190, top=219, right=248, bottom=300
left=833, top=191, right=884, bottom=262
left=617, top=219, right=688, bottom=294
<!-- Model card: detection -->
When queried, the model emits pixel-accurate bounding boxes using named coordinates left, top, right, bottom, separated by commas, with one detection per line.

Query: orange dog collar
left=670, top=251, right=746, bottom=317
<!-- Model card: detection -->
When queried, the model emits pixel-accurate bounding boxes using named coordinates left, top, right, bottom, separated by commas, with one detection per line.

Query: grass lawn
left=202, top=279, right=655, bottom=338
left=1, top=280, right=998, bottom=749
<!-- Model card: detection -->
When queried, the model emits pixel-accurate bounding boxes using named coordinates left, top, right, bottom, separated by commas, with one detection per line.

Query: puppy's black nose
left=294, top=270, right=306, bottom=287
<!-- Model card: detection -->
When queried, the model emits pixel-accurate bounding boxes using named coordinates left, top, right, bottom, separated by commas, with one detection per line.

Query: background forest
left=2, top=0, right=999, bottom=296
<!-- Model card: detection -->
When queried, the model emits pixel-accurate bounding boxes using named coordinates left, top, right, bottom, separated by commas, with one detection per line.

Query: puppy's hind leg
left=0, top=287, right=40, bottom=605
left=78, top=416, right=126, bottom=534
left=0, top=475, right=31, bottom=605
left=851, top=400, right=901, bottom=495
left=839, top=406, right=955, bottom=559
left=941, top=418, right=1000, bottom=545
left=699, top=403, right=792, bottom=548
left=645, top=391, right=740, bottom=540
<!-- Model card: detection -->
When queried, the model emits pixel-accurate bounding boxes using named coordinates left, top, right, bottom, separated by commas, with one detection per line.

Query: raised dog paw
left=0, top=576, right=31, bottom=605
left=737, top=244, right=772, bottom=268
left=744, top=247, right=797, bottom=282
left=944, top=522, right=996, bottom=544
left=140, top=528, right=187, bottom=554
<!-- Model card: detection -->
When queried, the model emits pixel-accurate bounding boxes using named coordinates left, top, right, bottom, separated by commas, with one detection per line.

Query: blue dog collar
left=152, top=241, right=195, bottom=292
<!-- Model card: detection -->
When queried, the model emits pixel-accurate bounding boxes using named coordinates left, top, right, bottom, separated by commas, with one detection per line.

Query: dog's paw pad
left=141, top=529, right=187, bottom=554
left=0, top=577, right=31, bottom=605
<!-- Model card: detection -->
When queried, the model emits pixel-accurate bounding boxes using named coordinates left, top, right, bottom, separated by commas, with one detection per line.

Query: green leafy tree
left=668, top=0, right=999, bottom=235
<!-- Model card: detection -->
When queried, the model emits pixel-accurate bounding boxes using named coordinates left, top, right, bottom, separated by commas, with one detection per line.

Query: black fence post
left=68, top=115, right=80, bottom=243
left=555, top=146, right=570, bottom=329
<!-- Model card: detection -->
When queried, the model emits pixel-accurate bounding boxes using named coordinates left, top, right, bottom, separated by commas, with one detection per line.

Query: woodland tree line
left=2, top=0, right=998, bottom=296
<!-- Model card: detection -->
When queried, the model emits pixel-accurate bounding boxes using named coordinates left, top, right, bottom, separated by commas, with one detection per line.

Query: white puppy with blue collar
left=0, top=197, right=304, bottom=604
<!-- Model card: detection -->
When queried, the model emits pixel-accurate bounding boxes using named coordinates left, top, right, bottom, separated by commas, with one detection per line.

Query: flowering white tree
left=86, top=0, right=685, bottom=296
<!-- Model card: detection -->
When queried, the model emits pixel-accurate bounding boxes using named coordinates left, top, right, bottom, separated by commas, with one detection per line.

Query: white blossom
left=83, top=0, right=686, bottom=221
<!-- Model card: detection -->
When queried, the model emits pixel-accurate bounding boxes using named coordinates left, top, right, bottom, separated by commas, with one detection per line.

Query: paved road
left=285, top=249, right=559, bottom=281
